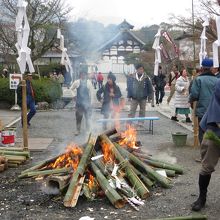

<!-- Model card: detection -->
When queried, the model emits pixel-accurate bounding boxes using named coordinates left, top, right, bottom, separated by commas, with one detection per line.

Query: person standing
left=211, top=66, right=220, bottom=78
left=96, top=72, right=122, bottom=130
left=91, top=72, right=97, bottom=89
left=17, top=73, right=36, bottom=126
left=191, top=79, right=220, bottom=211
left=189, top=58, right=218, bottom=144
left=152, top=65, right=166, bottom=105
left=71, top=72, right=93, bottom=136
left=97, top=72, right=104, bottom=89
left=127, top=63, right=153, bottom=119
left=171, top=69, right=191, bottom=122
left=167, top=65, right=180, bottom=104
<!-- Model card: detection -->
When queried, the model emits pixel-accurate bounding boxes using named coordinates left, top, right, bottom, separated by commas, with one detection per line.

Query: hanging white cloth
left=199, top=17, right=209, bottom=66
left=213, top=15, right=220, bottom=68
left=57, top=29, right=73, bottom=77
left=15, top=0, right=35, bottom=74
left=152, top=28, right=162, bottom=76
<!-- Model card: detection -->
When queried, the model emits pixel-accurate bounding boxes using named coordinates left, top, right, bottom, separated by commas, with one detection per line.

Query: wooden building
left=89, top=20, right=146, bottom=74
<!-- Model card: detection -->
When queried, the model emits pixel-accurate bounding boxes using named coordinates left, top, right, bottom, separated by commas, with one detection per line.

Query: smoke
left=41, top=182, right=60, bottom=195
left=153, top=151, right=177, bottom=164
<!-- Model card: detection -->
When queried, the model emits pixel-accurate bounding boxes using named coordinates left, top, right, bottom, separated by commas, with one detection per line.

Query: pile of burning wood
left=19, top=126, right=183, bottom=210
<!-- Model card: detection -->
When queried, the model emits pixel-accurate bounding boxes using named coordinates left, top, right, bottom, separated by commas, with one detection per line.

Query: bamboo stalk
left=154, top=168, right=176, bottom=177
left=21, top=154, right=67, bottom=174
left=115, top=144, right=171, bottom=188
left=143, top=159, right=183, bottom=175
left=132, top=152, right=183, bottom=175
left=46, top=175, right=71, bottom=191
left=5, top=155, right=26, bottom=161
left=0, top=147, right=24, bottom=151
left=91, top=162, right=125, bottom=208
left=99, top=134, right=149, bottom=199
left=0, top=150, right=30, bottom=158
left=147, top=215, right=207, bottom=220
left=18, top=167, right=70, bottom=178
left=8, top=160, right=23, bottom=165
left=8, top=163, right=19, bottom=168
left=69, top=176, right=85, bottom=207
left=101, top=128, right=118, bottom=137
left=64, top=135, right=96, bottom=207
left=131, top=164, right=154, bottom=188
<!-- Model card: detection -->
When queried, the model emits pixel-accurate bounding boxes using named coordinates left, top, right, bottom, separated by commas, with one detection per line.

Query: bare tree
left=0, top=0, right=72, bottom=65
left=171, top=0, right=220, bottom=42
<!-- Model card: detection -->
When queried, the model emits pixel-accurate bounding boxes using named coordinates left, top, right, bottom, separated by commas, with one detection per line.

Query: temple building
left=88, top=20, right=146, bottom=74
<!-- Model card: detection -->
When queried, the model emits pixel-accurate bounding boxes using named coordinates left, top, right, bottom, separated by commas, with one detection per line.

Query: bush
left=0, top=78, right=15, bottom=104
left=32, top=79, right=62, bottom=103
left=0, top=78, right=62, bottom=105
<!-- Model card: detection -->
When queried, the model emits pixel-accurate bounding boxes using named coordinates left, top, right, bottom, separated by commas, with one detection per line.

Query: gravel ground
left=0, top=110, right=220, bottom=220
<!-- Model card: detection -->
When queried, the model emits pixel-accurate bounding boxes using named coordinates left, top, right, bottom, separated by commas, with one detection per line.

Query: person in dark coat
left=17, top=72, right=36, bottom=126
left=191, top=79, right=220, bottom=211
left=152, top=65, right=166, bottom=105
left=127, top=63, right=152, bottom=119
left=96, top=72, right=122, bottom=130
left=189, top=58, right=218, bottom=144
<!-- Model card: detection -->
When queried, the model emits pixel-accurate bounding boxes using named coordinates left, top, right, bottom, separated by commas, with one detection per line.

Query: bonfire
left=19, top=126, right=184, bottom=210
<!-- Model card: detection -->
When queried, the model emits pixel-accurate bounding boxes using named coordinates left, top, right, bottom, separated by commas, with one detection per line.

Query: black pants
left=155, top=88, right=165, bottom=104
left=75, top=106, right=92, bottom=132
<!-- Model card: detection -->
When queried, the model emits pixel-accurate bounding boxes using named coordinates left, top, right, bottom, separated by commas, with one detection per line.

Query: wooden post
left=0, top=119, right=3, bottom=131
left=193, top=101, right=199, bottom=147
left=21, top=80, right=28, bottom=151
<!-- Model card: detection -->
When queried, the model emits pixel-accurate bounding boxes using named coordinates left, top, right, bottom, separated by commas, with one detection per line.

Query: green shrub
left=32, top=79, right=62, bottom=103
left=0, top=78, right=62, bottom=105
left=0, top=78, right=15, bottom=104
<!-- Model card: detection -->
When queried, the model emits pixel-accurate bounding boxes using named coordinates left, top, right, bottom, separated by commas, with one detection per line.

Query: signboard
left=10, top=74, right=21, bottom=90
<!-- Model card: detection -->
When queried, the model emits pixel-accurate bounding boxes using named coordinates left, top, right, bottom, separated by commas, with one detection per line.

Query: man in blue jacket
left=189, top=58, right=218, bottom=144
left=191, top=79, right=220, bottom=211
left=127, top=63, right=153, bottom=119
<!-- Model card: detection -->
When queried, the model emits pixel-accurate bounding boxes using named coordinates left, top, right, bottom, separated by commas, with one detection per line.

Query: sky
left=68, top=0, right=198, bottom=29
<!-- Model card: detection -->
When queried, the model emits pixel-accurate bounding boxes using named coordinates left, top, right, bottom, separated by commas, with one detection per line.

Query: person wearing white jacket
left=171, top=69, right=192, bottom=123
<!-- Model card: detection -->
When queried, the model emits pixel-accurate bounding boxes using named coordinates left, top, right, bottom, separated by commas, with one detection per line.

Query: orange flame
left=119, top=124, right=138, bottom=149
left=88, top=174, right=94, bottom=189
left=47, top=144, right=83, bottom=170
left=101, top=140, right=114, bottom=163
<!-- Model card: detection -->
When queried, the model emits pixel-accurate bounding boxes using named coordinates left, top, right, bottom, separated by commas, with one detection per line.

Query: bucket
left=1, top=129, right=16, bottom=147
left=172, top=132, right=187, bottom=147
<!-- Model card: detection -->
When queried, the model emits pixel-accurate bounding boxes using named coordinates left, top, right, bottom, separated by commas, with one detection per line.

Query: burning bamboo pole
left=18, top=167, right=71, bottom=178
left=99, top=134, right=150, bottom=199
left=102, top=128, right=118, bottom=137
left=91, top=162, right=125, bottom=208
left=21, top=154, right=68, bottom=175
left=115, top=144, right=171, bottom=188
left=63, top=135, right=96, bottom=207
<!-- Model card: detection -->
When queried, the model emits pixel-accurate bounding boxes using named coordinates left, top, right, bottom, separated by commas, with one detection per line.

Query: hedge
left=0, top=78, right=62, bottom=105
left=0, top=79, right=15, bottom=104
